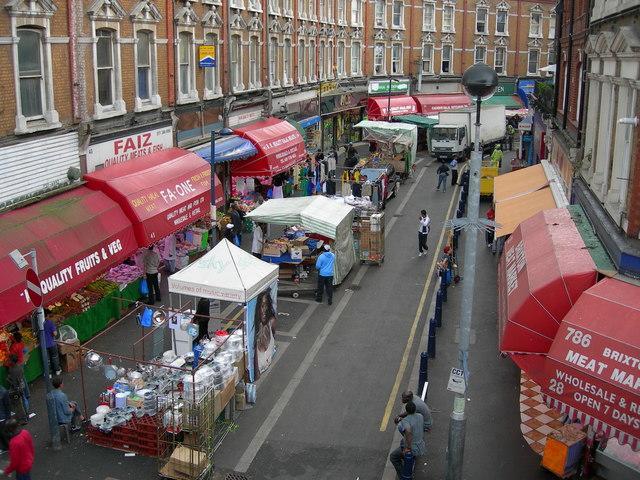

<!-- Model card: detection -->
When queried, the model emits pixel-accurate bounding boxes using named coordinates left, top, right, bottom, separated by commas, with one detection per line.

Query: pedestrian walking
left=143, top=245, right=161, bottom=305
left=389, top=401, right=426, bottom=479
left=315, top=244, right=335, bottom=306
left=506, top=124, right=515, bottom=151
left=3, top=419, right=33, bottom=480
left=395, top=390, right=433, bottom=433
left=491, top=144, right=503, bottom=168
left=449, top=158, right=459, bottom=186
left=485, top=206, right=495, bottom=248
left=418, top=210, right=431, bottom=257
left=230, top=204, right=244, bottom=246
left=436, top=163, right=450, bottom=192
left=251, top=223, right=265, bottom=259
left=44, top=316, right=62, bottom=376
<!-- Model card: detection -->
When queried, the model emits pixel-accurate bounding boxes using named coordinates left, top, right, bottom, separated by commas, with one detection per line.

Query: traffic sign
left=447, top=367, right=466, bottom=394
left=25, top=268, right=42, bottom=308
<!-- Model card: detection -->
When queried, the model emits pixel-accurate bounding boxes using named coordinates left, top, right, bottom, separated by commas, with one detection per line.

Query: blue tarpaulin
left=195, top=135, right=257, bottom=164
left=299, top=115, right=321, bottom=128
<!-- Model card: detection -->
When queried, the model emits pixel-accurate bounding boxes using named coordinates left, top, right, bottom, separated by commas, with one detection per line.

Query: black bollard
left=427, top=318, right=437, bottom=358
left=456, top=208, right=463, bottom=218
left=418, top=352, right=429, bottom=395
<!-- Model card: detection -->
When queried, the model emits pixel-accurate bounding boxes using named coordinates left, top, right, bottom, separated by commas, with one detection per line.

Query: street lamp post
left=386, top=76, right=400, bottom=122
left=446, top=63, right=498, bottom=480
left=210, top=127, right=234, bottom=246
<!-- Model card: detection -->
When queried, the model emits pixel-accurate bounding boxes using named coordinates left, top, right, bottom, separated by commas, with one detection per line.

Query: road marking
left=233, top=165, right=424, bottom=473
left=277, top=297, right=317, bottom=305
left=378, top=181, right=461, bottom=432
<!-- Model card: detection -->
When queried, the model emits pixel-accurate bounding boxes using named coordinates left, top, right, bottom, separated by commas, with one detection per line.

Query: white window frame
left=283, top=0, right=293, bottom=16
left=320, top=0, right=326, bottom=21
left=94, top=27, right=127, bottom=117
left=283, top=38, right=293, bottom=85
left=319, top=40, right=325, bottom=79
left=176, top=29, right=199, bottom=104
left=134, top=29, right=161, bottom=111
left=549, top=13, right=556, bottom=39
left=9, top=9, right=61, bottom=133
left=327, top=0, right=333, bottom=22
left=268, top=0, right=280, bottom=15
left=441, top=43, right=453, bottom=74
left=308, top=0, right=316, bottom=20
left=474, top=45, right=486, bottom=64
left=204, top=32, right=222, bottom=97
left=309, top=40, right=316, bottom=81
left=350, top=0, right=362, bottom=26
left=249, top=35, right=261, bottom=89
left=475, top=7, right=487, bottom=34
left=442, top=4, right=454, bottom=32
left=269, top=37, right=279, bottom=86
left=421, top=42, right=433, bottom=74
left=337, top=40, right=345, bottom=77
left=374, top=0, right=386, bottom=28
left=231, top=0, right=245, bottom=9
left=374, top=42, right=385, bottom=75
left=350, top=40, right=361, bottom=76
left=548, top=46, right=556, bottom=68
left=338, top=0, right=346, bottom=24
left=248, top=0, right=262, bottom=12
left=391, top=42, right=403, bottom=74
left=230, top=33, right=244, bottom=91
left=494, top=46, right=506, bottom=75
left=16, top=28, right=46, bottom=121
left=392, top=0, right=403, bottom=29
left=298, top=0, right=306, bottom=18
left=327, top=41, right=334, bottom=78
left=495, top=9, right=508, bottom=35
left=529, top=12, right=542, bottom=37
left=527, top=48, right=540, bottom=75
left=298, top=39, right=306, bottom=83
left=422, top=2, right=435, bottom=31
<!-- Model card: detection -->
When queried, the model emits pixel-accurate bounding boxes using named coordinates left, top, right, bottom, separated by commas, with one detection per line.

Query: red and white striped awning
left=545, top=396, right=640, bottom=452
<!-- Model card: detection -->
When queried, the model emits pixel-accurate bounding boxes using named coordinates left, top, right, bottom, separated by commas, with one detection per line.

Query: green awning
left=394, top=115, right=439, bottom=129
left=287, top=119, right=307, bottom=143
left=477, top=95, right=524, bottom=109
left=567, top=204, right=617, bottom=276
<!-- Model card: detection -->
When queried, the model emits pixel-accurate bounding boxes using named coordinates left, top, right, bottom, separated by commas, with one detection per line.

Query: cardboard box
left=58, top=338, right=80, bottom=356
left=168, top=445, right=209, bottom=476
left=214, top=371, right=238, bottom=417
left=291, top=236, right=308, bottom=246
left=262, top=243, right=285, bottom=257
left=289, top=247, right=302, bottom=261
left=233, top=352, right=246, bottom=379
left=61, top=351, right=80, bottom=372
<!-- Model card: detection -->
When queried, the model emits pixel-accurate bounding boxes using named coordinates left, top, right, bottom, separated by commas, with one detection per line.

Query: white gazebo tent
left=168, top=238, right=279, bottom=303
left=245, top=196, right=356, bottom=284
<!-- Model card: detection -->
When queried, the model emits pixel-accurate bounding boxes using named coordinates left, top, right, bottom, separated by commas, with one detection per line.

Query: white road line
left=233, top=157, right=429, bottom=473
left=277, top=297, right=317, bottom=305
left=285, top=303, right=319, bottom=338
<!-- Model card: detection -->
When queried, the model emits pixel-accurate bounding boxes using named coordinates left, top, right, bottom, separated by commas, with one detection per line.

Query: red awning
left=84, top=148, right=211, bottom=246
left=0, top=187, right=138, bottom=326
left=367, top=96, right=419, bottom=120
left=413, top=94, right=471, bottom=115
left=231, top=118, right=306, bottom=178
left=498, top=208, right=597, bottom=354
left=213, top=173, right=224, bottom=208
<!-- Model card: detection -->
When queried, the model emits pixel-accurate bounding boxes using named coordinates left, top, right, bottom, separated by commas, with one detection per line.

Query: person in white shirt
left=418, top=210, right=431, bottom=257
left=251, top=223, right=265, bottom=259
left=449, top=159, right=459, bottom=186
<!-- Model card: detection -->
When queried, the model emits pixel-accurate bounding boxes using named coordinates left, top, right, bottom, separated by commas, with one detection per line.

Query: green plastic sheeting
left=478, top=95, right=524, bottom=109
left=567, top=205, right=617, bottom=276
left=394, top=115, right=439, bottom=129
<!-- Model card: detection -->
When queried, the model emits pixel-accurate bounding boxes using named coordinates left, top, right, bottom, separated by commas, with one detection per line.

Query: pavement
left=14, top=150, right=560, bottom=480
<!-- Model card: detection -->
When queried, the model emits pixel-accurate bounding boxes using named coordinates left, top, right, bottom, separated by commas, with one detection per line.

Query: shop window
left=309, top=40, right=316, bottom=81
left=530, top=12, right=542, bottom=37
left=442, top=5, right=454, bottom=32
left=476, top=7, right=487, bottom=34
left=528, top=49, right=540, bottom=75
left=284, top=38, right=292, bottom=84
left=374, top=0, right=385, bottom=28
left=494, top=46, right=506, bottom=75
left=231, top=34, right=243, bottom=91
left=422, top=2, right=435, bottom=31
left=319, top=40, right=325, bottom=79
left=474, top=46, right=486, bottom=64
left=496, top=9, right=508, bottom=35
left=350, top=41, right=361, bottom=75
left=441, top=44, right=452, bottom=74
left=298, top=39, right=306, bottom=83
left=391, top=43, right=402, bottom=74
left=249, top=36, right=260, bottom=88
left=421, top=43, right=433, bottom=74
left=392, top=0, right=403, bottom=28
left=204, top=33, right=221, bottom=96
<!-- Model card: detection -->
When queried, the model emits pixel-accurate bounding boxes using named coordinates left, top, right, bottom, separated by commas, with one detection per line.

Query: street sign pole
left=25, top=252, right=62, bottom=451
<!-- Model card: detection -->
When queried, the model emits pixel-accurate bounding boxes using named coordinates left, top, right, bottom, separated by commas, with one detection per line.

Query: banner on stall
left=246, top=281, right=278, bottom=383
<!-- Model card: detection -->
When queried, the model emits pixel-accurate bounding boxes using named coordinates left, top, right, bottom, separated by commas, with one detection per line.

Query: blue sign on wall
left=518, top=79, right=536, bottom=96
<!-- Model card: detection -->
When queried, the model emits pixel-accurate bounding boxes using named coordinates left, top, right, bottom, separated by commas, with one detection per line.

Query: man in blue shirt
left=51, top=377, right=83, bottom=431
left=315, top=244, right=335, bottom=305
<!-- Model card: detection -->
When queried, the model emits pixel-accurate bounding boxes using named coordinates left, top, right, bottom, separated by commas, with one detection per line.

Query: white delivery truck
left=430, top=104, right=506, bottom=162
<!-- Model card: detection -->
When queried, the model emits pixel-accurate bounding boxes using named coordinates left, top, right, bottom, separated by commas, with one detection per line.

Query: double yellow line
left=379, top=182, right=461, bottom=431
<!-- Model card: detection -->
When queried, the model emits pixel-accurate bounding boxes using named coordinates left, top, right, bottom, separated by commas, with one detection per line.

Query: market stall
left=366, top=96, right=419, bottom=121
left=245, top=197, right=356, bottom=286
left=354, top=120, right=417, bottom=179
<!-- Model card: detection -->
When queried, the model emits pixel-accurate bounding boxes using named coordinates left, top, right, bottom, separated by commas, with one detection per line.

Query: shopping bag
left=140, top=278, right=149, bottom=296
left=139, top=307, right=153, bottom=327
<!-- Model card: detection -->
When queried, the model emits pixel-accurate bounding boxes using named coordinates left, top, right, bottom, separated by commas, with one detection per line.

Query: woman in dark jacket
left=193, top=298, right=211, bottom=345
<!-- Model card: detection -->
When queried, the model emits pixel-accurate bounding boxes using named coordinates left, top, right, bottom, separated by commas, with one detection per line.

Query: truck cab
left=430, top=125, right=468, bottom=161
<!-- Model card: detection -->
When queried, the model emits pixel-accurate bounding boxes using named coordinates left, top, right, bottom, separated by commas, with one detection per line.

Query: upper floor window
left=319, top=40, right=325, bottom=79
left=97, top=29, right=116, bottom=107
left=205, top=33, right=221, bottom=95
left=549, top=14, right=556, bottom=39
left=283, top=0, right=292, bottom=13
left=528, top=49, right=540, bottom=75
left=284, top=38, right=292, bottom=84
left=392, top=0, right=403, bottom=28
left=391, top=43, right=402, bottom=74
left=269, top=37, right=278, bottom=86
left=337, top=41, right=345, bottom=76
left=136, top=31, right=152, bottom=102
left=269, top=0, right=280, bottom=14
left=494, top=46, right=506, bottom=75
left=327, top=41, right=334, bottom=77
left=309, top=40, right=316, bottom=80
left=421, top=43, right=433, bottom=74
left=474, top=45, right=486, bottom=64
left=548, top=46, right=556, bottom=66
left=441, top=44, right=452, bottom=74
left=351, top=41, right=362, bottom=75
left=231, top=34, right=243, bottom=90
left=298, top=0, right=306, bottom=18
left=496, top=9, right=508, bottom=34
left=530, top=12, right=542, bottom=37
left=442, top=5, right=454, bottom=32
left=374, top=0, right=385, bottom=27
left=320, top=0, right=325, bottom=20
left=308, top=0, right=315, bottom=18
left=338, top=0, right=346, bottom=23
left=298, top=39, right=306, bottom=82
left=423, top=2, right=435, bottom=31
left=249, top=36, right=260, bottom=88
left=17, top=28, right=45, bottom=119
left=351, top=0, right=362, bottom=25
left=374, top=42, right=385, bottom=75
left=476, top=7, right=487, bottom=34
left=327, top=0, right=333, bottom=21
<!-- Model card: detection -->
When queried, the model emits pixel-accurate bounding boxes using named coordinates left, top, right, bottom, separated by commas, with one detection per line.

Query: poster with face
left=246, top=281, right=278, bottom=383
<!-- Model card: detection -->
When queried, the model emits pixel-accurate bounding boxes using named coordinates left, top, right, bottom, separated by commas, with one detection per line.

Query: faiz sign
left=86, top=126, right=174, bottom=172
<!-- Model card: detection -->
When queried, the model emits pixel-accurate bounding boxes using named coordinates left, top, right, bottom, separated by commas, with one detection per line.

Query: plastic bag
left=245, top=383, right=257, bottom=404
left=140, top=278, right=149, bottom=296
left=139, top=307, right=153, bottom=327
left=58, top=325, right=78, bottom=342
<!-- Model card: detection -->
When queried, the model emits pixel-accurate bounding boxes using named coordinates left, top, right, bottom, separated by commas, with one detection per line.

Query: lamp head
left=461, top=63, right=499, bottom=100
